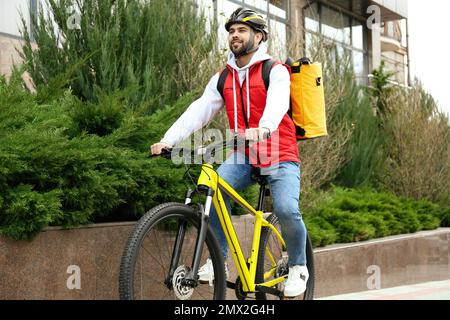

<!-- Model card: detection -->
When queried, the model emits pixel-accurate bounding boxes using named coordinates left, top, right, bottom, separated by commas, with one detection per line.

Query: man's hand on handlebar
left=150, top=142, right=172, bottom=155
left=245, top=127, right=271, bottom=142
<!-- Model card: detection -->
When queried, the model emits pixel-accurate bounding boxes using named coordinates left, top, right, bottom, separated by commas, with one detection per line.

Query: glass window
left=243, top=0, right=259, bottom=8
left=352, top=51, right=364, bottom=76
left=304, top=2, right=319, bottom=33
left=329, top=0, right=352, bottom=10
left=336, top=45, right=352, bottom=63
left=268, top=19, right=286, bottom=59
left=269, top=0, right=287, bottom=19
left=303, top=2, right=369, bottom=83
left=269, top=0, right=286, bottom=9
left=400, top=19, right=407, bottom=47
left=321, top=6, right=351, bottom=45
left=269, top=5, right=286, bottom=19
left=352, top=21, right=363, bottom=50
left=220, top=0, right=241, bottom=17
left=305, top=32, right=313, bottom=58
left=244, top=0, right=268, bottom=12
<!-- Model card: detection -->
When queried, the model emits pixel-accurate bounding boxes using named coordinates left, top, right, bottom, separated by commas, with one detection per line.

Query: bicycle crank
left=234, top=276, right=248, bottom=300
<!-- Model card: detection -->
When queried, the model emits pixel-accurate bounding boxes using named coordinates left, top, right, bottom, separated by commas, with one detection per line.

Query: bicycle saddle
left=251, top=167, right=268, bottom=187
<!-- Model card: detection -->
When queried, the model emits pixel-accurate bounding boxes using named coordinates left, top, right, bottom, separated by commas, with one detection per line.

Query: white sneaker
left=197, top=258, right=229, bottom=286
left=284, top=265, right=309, bottom=297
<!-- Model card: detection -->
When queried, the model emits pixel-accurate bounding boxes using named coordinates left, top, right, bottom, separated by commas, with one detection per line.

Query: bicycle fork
left=166, top=187, right=215, bottom=289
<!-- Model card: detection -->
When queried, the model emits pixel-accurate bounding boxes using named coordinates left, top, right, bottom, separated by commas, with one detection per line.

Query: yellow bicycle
left=119, top=136, right=315, bottom=300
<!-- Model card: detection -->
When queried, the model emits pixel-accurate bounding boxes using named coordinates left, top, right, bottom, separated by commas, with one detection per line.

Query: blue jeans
left=209, top=152, right=307, bottom=266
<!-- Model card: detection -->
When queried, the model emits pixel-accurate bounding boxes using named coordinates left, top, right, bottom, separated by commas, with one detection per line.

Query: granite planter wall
left=1, top=216, right=449, bottom=299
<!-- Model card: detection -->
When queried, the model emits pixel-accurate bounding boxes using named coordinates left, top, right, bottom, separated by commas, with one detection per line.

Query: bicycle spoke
left=153, top=229, right=169, bottom=277
left=141, top=239, right=167, bottom=272
left=120, top=206, right=225, bottom=300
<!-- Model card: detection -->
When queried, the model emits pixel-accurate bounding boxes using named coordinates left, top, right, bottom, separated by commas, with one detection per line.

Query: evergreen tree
left=20, top=0, right=217, bottom=111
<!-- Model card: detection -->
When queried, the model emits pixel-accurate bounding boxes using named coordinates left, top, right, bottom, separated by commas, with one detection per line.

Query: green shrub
left=438, top=206, right=450, bottom=227
left=0, top=66, right=31, bottom=105
left=107, top=92, right=198, bottom=152
left=0, top=76, right=197, bottom=239
left=1, top=68, right=447, bottom=243
left=304, top=215, right=338, bottom=247
left=70, top=90, right=127, bottom=137
left=365, top=61, right=396, bottom=119
left=0, top=185, right=63, bottom=240
left=0, top=122, right=191, bottom=239
left=304, top=187, right=443, bottom=247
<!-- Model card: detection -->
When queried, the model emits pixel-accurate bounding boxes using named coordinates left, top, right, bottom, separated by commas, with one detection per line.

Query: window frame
left=302, top=1, right=369, bottom=82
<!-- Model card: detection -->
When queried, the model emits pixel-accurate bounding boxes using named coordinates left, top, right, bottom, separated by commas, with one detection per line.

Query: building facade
left=211, top=0, right=408, bottom=85
left=0, top=0, right=31, bottom=77
left=289, top=0, right=409, bottom=84
left=0, top=0, right=409, bottom=85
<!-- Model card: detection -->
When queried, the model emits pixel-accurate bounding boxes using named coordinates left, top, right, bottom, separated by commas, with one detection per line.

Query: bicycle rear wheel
left=119, top=202, right=226, bottom=300
left=255, top=213, right=315, bottom=300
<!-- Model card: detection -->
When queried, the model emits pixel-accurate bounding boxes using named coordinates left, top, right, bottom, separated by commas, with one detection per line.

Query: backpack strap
left=217, top=59, right=276, bottom=98
left=217, top=67, right=230, bottom=100
left=262, top=59, right=276, bottom=91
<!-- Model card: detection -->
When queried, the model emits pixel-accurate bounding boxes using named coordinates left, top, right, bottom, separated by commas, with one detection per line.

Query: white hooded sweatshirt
left=161, top=43, right=290, bottom=147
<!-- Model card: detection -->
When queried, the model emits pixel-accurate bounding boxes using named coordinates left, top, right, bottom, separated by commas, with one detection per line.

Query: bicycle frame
left=195, top=163, right=287, bottom=293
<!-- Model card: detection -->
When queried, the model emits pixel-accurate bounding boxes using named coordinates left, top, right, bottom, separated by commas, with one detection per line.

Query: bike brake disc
left=172, top=265, right=194, bottom=300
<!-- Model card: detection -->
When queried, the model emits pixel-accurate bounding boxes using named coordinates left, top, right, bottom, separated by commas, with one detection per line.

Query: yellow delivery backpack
left=218, top=57, right=328, bottom=140
left=261, top=57, right=328, bottom=140
left=287, top=57, right=327, bottom=140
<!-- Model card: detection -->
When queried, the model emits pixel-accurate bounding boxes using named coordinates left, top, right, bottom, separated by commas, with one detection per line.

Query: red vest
left=221, top=60, right=300, bottom=167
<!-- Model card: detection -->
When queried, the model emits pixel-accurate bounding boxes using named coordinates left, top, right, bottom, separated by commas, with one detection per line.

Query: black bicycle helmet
left=225, top=7, right=269, bottom=42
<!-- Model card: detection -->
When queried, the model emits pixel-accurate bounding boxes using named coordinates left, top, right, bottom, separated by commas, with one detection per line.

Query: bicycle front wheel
left=119, top=202, right=226, bottom=300
left=255, top=213, right=315, bottom=300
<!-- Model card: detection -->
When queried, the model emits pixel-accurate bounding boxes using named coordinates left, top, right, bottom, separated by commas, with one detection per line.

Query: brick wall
left=0, top=34, right=24, bottom=78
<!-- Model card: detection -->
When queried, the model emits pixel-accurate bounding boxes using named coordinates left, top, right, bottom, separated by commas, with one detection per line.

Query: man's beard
left=230, top=37, right=255, bottom=57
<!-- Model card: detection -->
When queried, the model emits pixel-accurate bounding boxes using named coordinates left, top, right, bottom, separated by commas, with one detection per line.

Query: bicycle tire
left=255, top=213, right=315, bottom=300
left=119, top=202, right=226, bottom=300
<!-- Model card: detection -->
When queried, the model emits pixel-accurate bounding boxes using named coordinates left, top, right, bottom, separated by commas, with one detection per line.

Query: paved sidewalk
left=317, top=279, right=450, bottom=300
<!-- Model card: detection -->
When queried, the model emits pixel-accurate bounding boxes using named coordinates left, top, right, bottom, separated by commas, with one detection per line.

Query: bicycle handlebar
left=151, top=132, right=270, bottom=159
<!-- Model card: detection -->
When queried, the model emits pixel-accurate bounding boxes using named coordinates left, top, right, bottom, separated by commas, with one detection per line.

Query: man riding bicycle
left=151, top=7, right=309, bottom=297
